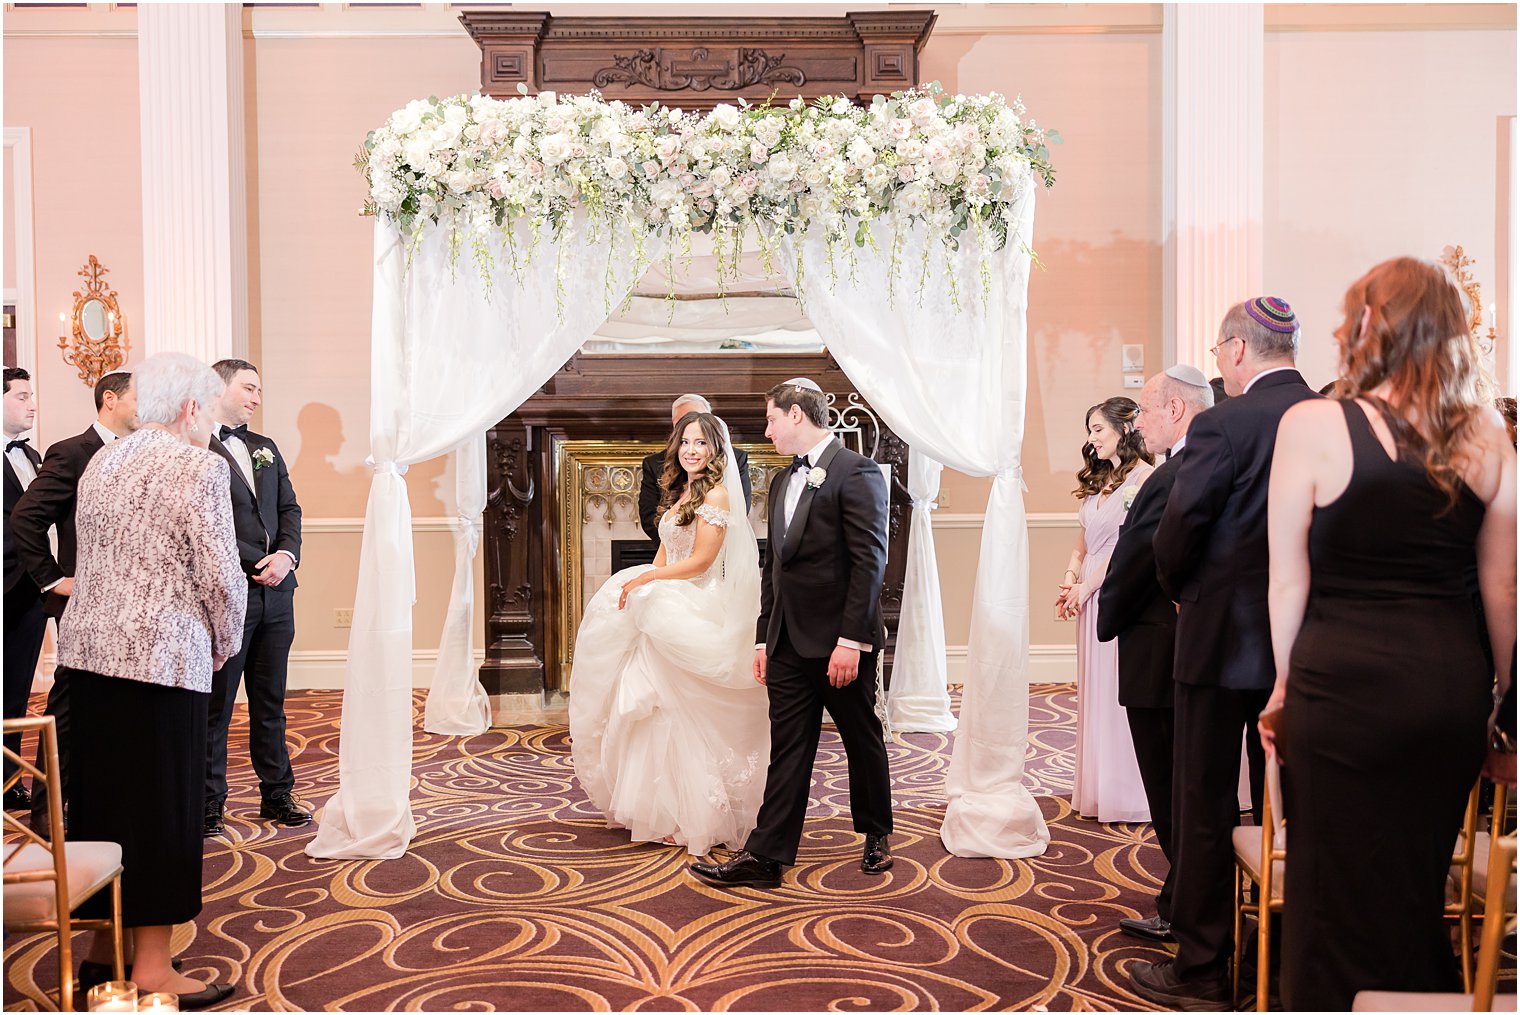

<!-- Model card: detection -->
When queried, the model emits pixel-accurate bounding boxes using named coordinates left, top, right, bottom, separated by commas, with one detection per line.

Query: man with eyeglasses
left=1131, top=297, right=1319, bottom=1010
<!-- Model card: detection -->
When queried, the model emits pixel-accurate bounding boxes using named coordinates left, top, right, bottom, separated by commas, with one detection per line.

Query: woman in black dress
left=1262, top=257, right=1516, bottom=1010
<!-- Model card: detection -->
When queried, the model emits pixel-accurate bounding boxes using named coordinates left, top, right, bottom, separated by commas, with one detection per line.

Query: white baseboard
left=945, top=644, right=1076, bottom=685
left=40, top=647, right=1073, bottom=691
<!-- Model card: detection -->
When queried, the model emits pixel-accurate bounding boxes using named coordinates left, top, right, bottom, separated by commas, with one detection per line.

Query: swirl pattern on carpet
left=4, top=686, right=1210, bottom=1011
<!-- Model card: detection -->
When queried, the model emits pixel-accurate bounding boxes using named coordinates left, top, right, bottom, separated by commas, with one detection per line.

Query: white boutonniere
left=806, top=466, right=827, bottom=490
left=251, top=447, right=275, bottom=472
left=1121, top=485, right=1139, bottom=510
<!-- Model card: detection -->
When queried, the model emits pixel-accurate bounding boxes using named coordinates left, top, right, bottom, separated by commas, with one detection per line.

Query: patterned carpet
left=4, top=686, right=1188, bottom=1011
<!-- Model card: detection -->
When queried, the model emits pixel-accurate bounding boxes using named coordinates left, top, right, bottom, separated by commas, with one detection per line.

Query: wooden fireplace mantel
left=458, top=9, right=937, bottom=109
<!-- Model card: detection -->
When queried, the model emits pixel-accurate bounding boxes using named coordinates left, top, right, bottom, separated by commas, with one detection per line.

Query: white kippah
left=1164, top=364, right=1209, bottom=388
left=782, top=377, right=823, bottom=393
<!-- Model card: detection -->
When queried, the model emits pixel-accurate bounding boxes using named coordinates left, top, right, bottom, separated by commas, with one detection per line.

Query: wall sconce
left=59, top=255, right=129, bottom=387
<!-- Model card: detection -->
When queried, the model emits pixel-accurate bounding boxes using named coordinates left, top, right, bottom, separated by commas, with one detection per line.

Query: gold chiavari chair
left=1232, top=754, right=1286, bottom=1012
left=3, top=715, right=124, bottom=1012
left=1446, top=778, right=1487, bottom=990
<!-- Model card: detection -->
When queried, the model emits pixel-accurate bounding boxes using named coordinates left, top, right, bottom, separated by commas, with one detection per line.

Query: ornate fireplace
left=480, top=353, right=912, bottom=705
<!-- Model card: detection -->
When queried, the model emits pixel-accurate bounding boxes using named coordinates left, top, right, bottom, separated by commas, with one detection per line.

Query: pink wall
left=4, top=145, right=15, bottom=294
left=3, top=37, right=143, bottom=446
left=1266, top=28, right=1517, bottom=388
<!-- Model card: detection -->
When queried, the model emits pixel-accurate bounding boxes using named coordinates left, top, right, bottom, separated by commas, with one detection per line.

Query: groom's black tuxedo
left=205, top=428, right=304, bottom=813
left=746, top=437, right=893, bottom=865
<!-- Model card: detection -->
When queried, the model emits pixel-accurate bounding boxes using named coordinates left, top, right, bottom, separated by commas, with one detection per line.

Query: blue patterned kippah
left=1245, top=296, right=1297, bottom=334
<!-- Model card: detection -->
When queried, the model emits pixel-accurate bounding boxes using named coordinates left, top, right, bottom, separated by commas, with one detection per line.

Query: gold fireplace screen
left=554, top=440, right=791, bottom=686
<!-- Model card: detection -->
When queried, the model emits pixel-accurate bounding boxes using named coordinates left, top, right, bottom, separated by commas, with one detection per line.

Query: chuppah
left=307, top=81, right=1059, bottom=866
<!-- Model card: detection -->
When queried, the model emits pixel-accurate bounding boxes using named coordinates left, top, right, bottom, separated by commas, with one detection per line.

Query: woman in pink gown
left=1057, top=397, right=1155, bottom=822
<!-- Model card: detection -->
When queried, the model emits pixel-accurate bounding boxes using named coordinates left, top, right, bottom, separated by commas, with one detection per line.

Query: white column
left=138, top=3, right=248, bottom=364
left=1162, top=3, right=1263, bottom=371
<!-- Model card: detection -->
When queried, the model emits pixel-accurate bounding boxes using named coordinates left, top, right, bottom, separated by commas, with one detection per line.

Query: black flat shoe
left=3, top=786, right=31, bottom=810
left=203, top=808, right=225, bottom=837
left=177, top=982, right=236, bottom=1011
left=690, top=849, right=782, bottom=888
left=259, top=792, right=312, bottom=827
left=1118, top=914, right=1174, bottom=942
left=78, top=958, right=183, bottom=993
left=861, top=833, right=893, bottom=874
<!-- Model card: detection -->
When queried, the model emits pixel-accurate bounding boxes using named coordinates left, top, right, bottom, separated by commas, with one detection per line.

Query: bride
left=568, top=410, right=769, bottom=856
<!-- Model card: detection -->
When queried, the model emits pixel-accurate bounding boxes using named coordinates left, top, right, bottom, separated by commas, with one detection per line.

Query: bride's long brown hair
left=659, top=411, right=728, bottom=526
left=1072, top=397, right=1151, bottom=499
left=1335, top=257, right=1488, bottom=508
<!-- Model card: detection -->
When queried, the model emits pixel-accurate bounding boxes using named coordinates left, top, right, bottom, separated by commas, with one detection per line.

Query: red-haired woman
left=1264, top=257, right=1516, bottom=1009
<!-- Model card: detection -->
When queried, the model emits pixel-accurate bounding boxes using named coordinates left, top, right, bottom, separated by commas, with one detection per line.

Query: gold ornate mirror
left=59, top=255, right=129, bottom=386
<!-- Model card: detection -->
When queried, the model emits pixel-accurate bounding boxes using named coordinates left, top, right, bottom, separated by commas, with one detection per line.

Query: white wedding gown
left=567, top=502, right=770, bottom=856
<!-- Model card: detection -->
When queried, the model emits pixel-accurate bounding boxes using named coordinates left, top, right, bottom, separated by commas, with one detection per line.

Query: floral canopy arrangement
left=358, top=84, right=1057, bottom=306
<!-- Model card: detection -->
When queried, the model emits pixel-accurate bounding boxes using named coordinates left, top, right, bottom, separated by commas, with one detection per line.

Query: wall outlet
left=935, top=492, right=948, bottom=509
left=334, top=608, right=354, bottom=628
left=1123, top=374, right=1144, bottom=389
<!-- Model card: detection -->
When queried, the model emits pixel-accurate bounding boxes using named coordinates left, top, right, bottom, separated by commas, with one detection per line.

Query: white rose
left=789, top=97, right=805, bottom=111
left=897, top=163, right=917, bottom=183
left=955, top=122, right=981, bottom=147
left=899, top=183, right=928, bottom=215
left=750, top=140, right=770, bottom=164
left=933, top=160, right=960, bottom=185
left=603, top=156, right=628, bottom=179
left=847, top=138, right=876, bottom=168
left=655, top=136, right=681, bottom=162
left=909, top=96, right=937, bottom=124
left=642, top=160, right=661, bottom=178
left=540, top=133, right=572, bottom=165
left=544, top=114, right=566, bottom=134
left=863, top=164, right=890, bottom=190
left=888, top=118, right=913, bottom=141
left=737, top=172, right=760, bottom=193
left=811, top=139, right=836, bottom=161
left=767, top=153, right=797, bottom=182
left=897, top=138, right=926, bottom=163
left=538, top=90, right=558, bottom=106
left=803, top=164, right=828, bottom=188
left=709, top=103, right=742, bottom=131
left=650, top=179, right=680, bottom=208
left=926, top=138, right=952, bottom=165
left=710, top=165, right=732, bottom=188
left=403, top=137, right=433, bottom=169
left=966, top=172, right=992, bottom=199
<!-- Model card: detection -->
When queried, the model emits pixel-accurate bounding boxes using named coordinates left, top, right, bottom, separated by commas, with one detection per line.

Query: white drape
left=888, top=452, right=956, bottom=733
left=778, top=184, right=1049, bottom=858
left=307, top=216, right=662, bottom=860
left=423, top=436, right=489, bottom=736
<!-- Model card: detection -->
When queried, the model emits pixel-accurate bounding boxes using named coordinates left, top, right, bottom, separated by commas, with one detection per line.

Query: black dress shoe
left=1118, top=914, right=1174, bottom=942
left=259, top=792, right=313, bottom=827
left=203, top=807, right=225, bottom=837
left=3, top=786, right=31, bottom=810
left=861, top=833, right=893, bottom=875
left=177, top=982, right=236, bottom=1011
left=690, top=849, right=782, bottom=888
left=1129, top=959, right=1230, bottom=1012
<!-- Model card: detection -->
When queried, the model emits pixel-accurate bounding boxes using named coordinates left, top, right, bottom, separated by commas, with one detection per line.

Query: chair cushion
left=1353, top=991, right=1517, bottom=1011
left=3, top=841, right=123, bottom=925
left=1232, top=825, right=1284, bottom=899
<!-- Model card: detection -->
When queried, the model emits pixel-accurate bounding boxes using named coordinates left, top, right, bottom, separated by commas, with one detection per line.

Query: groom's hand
left=827, top=645, right=860, bottom=688
left=753, top=648, right=767, bottom=686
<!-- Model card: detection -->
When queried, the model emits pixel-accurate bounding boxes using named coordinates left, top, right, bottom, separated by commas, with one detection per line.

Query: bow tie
left=6, top=438, right=29, bottom=453
left=219, top=424, right=248, bottom=442
left=791, top=456, right=810, bottom=471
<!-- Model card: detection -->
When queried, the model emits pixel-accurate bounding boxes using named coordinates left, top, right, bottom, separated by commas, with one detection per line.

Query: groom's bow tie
left=6, top=437, right=29, bottom=453
left=219, top=424, right=248, bottom=442
left=791, top=456, right=810, bottom=471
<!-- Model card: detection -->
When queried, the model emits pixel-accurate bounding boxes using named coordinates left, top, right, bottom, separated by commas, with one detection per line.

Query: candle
left=139, top=992, right=180, bottom=1012
left=58, top=311, right=66, bottom=324
left=1489, top=302, right=1497, bottom=330
left=86, top=980, right=137, bottom=1011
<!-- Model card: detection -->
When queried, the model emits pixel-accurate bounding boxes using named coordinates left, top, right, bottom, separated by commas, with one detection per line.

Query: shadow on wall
left=291, top=401, right=447, bottom=518
left=1025, top=232, right=1163, bottom=512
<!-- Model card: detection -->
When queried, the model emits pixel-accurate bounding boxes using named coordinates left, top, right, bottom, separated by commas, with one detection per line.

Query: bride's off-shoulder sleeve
left=694, top=504, right=730, bottom=528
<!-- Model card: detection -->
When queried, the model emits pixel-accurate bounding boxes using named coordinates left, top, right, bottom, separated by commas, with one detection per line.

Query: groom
left=691, top=378, right=893, bottom=889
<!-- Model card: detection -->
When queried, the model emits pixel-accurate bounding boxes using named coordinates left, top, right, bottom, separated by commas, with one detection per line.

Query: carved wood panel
left=479, top=352, right=913, bottom=699
left=459, top=10, right=936, bottom=109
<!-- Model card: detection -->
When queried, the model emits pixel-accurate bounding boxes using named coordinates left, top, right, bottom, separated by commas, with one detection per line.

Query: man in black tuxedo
left=3, top=367, right=44, bottom=811
left=1131, top=298, right=1319, bottom=1010
left=1096, top=364, right=1213, bottom=944
left=11, top=370, right=137, bottom=835
left=692, top=379, right=892, bottom=888
left=203, top=358, right=309, bottom=834
left=639, top=394, right=750, bottom=541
